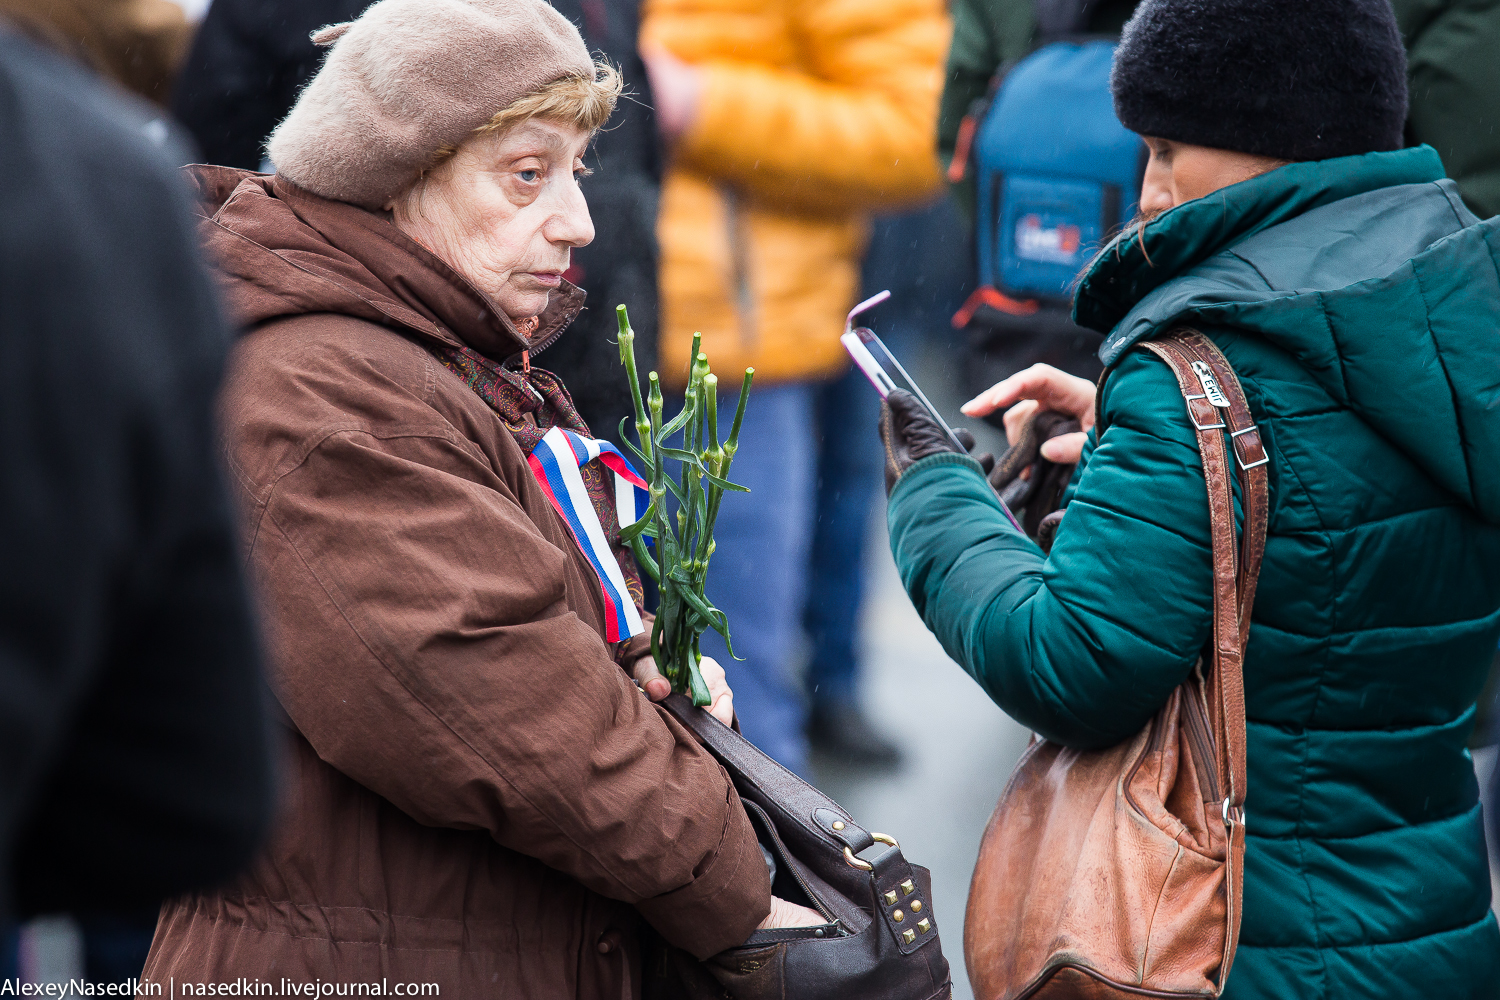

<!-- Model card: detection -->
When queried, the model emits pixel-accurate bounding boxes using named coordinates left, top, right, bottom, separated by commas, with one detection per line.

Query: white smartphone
left=842, top=290, right=1024, bottom=531
left=840, top=290, right=968, bottom=451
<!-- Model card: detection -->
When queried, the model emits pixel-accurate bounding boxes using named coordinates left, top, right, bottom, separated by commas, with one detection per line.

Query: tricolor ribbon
left=527, top=426, right=649, bottom=642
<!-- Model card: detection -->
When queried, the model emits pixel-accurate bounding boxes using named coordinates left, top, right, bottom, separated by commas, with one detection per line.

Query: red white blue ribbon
left=527, top=426, right=649, bottom=642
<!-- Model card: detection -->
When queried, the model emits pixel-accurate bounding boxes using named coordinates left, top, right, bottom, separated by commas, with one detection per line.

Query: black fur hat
left=1110, top=0, right=1409, bottom=161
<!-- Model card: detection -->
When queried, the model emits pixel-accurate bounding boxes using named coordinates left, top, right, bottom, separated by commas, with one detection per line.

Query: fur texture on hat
left=1110, top=0, right=1409, bottom=162
left=268, top=0, right=593, bottom=209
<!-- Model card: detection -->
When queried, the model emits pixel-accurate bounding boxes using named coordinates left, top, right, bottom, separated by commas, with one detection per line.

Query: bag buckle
left=843, top=832, right=898, bottom=871
left=1183, top=394, right=1227, bottom=431
left=1230, top=425, right=1270, bottom=470
left=1222, top=798, right=1246, bottom=830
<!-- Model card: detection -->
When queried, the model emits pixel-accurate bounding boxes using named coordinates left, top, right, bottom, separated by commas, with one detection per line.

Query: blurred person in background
left=803, top=199, right=972, bottom=766
left=640, top=0, right=949, bottom=776
left=0, top=0, right=193, bottom=104
left=1397, top=0, right=1500, bottom=218
left=173, top=0, right=661, bottom=450
left=887, top=0, right=1500, bottom=995
left=146, top=2, right=821, bottom=994
left=939, top=0, right=1500, bottom=413
left=171, top=0, right=367, bottom=170
left=0, top=18, right=272, bottom=988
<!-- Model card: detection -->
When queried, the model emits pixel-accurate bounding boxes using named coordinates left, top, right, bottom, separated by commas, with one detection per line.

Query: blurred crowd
left=1, top=0, right=1498, bottom=996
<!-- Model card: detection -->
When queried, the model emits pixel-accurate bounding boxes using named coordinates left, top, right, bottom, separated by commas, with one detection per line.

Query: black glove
left=879, top=389, right=993, bottom=493
left=986, top=408, right=1081, bottom=551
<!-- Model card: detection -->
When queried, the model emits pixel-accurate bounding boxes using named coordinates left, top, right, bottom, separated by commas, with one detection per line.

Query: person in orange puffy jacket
left=641, top=0, right=948, bottom=774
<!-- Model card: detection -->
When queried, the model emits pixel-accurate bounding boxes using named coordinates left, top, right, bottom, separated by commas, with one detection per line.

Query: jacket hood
left=182, top=164, right=584, bottom=364
left=1074, top=146, right=1500, bottom=523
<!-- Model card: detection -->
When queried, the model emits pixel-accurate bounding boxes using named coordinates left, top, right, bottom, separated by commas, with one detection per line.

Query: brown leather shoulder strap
left=1157, top=332, right=1267, bottom=993
left=1139, top=337, right=1244, bottom=810
left=1089, top=330, right=1266, bottom=993
left=1136, top=331, right=1267, bottom=818
left=1096, top=331, right=1270, bottom=645
left=1172, top=331, right=1270, bottom=646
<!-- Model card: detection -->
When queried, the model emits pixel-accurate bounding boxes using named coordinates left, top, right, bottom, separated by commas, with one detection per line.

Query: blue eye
left=519, top=169, right=540, bottom=182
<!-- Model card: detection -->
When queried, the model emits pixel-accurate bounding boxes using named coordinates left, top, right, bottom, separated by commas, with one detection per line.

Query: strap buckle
left=1222, top=798, right=1246, bottom=830
left=1183, top=393, right=1227, bottom=431
left=1230, top=425, right=1270, bottom=471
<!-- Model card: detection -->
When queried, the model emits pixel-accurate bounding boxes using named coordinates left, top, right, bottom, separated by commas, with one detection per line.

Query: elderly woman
left=144, top=1, right=819, bottom=995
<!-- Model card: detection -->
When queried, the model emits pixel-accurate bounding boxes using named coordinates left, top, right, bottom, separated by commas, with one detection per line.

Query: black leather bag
left=645, top=694, right=952, bottom=1000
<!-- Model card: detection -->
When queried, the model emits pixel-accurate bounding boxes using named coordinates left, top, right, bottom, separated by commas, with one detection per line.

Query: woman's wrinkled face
left=389, top=119, right=594, bottom=323
left=1137, top=136, right=1288, bottom=219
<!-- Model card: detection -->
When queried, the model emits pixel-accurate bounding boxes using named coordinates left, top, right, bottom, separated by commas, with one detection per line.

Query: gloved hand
left=879, top=389, right=992, bottom=493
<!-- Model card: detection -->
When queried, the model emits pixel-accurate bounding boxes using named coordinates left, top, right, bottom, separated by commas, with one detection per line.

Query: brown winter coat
left=143, top=167, right=771, bottom=998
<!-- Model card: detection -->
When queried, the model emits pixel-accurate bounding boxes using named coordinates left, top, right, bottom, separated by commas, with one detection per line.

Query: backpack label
left=1015, top=214, right=1084, bottom=266
left=996, top=175, right=1103, bottom=299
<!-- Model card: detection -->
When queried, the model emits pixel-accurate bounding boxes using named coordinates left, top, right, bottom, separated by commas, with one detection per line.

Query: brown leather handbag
left=646, top=694, right=953, bottom=1000
left=965, top=330, right=1270, bottom=1000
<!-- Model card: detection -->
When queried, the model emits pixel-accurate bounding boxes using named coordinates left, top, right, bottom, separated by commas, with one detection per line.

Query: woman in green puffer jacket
left=884, top=1, right=1500, bottom=997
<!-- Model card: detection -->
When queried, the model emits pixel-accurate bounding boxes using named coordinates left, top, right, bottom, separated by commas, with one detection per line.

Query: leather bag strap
left=662, top=693, right=945, bottom=956
left=1172, top=332, right=1269, bottom=806
left=660, top=693, right=874, bottom=853
left=1160, top=332, right=1267, bottom=993
left=1175, top=332, right=1270, bottom=649
left=1138, top=332, right=1267, bottom=815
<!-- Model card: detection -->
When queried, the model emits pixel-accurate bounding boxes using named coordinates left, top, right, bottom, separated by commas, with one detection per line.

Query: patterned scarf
left=430, top=343, right=645, bottom=610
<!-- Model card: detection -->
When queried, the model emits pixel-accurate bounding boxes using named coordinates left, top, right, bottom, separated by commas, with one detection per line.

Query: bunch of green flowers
left=615, top=304, right=753, bottom=707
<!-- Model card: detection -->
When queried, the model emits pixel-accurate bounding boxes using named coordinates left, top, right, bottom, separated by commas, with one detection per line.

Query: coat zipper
left=503, top=320, right=568, bottom=373
left=504, top=328, right=565, bottom=404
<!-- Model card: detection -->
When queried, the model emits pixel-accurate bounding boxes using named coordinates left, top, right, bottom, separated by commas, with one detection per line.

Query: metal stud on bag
left=654, top=692, right=952, bottom=997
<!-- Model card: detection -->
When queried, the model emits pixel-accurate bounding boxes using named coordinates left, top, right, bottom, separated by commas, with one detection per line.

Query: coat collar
left=1072, top=146, right=1448, bottom=347
left=186, top=166, right=584, bottom=363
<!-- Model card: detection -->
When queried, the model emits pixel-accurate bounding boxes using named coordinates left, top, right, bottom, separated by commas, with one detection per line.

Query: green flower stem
left=694, top=374, right=722, bottom=571
left=726, top=368, right=754, bottom=461
left=617, top=306, right=651, bottom=462
left=613, top=320, right=749, bottom=708
left=703, top=374, right=722, bottom=471
left=647, top=373, right=665, bottom=505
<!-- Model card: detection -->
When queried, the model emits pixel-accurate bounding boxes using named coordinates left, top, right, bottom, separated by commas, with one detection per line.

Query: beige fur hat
left=267, top=0, right=593, bottom=210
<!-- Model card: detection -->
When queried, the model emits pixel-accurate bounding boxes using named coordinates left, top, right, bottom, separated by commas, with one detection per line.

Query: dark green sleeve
left=886, top=350, right=1217, bottom=749
left=1060, top=425, right=1097, bottom=506
left=1393, top=0, right=1500, bottom=219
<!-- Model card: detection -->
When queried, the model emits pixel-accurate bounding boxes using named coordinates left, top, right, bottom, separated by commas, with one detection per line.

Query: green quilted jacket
left=888, top=146, right=1500, bottom=997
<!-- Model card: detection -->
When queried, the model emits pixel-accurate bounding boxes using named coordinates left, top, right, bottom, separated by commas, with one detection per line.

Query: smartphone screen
left=842, top=291, right=1024, bottom=531
left=841, top=324, right=968, bottom=452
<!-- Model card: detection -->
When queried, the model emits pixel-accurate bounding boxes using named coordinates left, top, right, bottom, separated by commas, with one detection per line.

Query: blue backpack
left=952, top=4, right=1144, bottom=325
